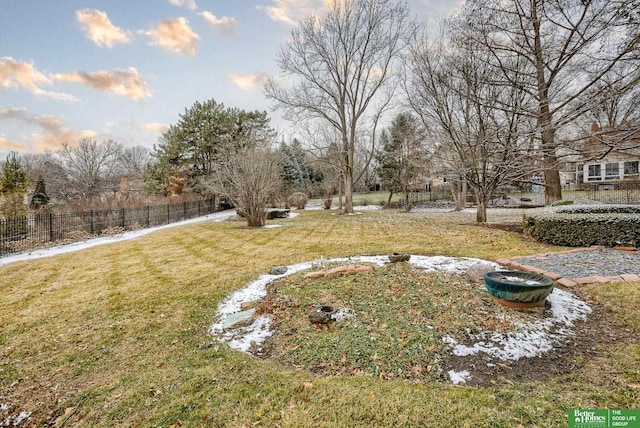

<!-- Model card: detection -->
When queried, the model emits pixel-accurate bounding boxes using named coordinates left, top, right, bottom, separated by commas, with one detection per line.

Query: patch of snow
left=353, top=205, right=383, bottom=211
left=0, top=209, right=236, bottom=268
left=210, top=254, right=499, bottom=354
left=304, top=204, right=383, bottom=212
left=408, top=255, right=500, bottom=274
left=211, top=261, right=316, bottom=320
left=263, top=224, right=283, bottom=229
left=331, top=308, right=355, bottom=321
left=225, top=316, right=273, bottom=354
left=442, top=288, right=592, bottom=361
left=503, top=276, right=542, bottom=285
left=4, top=411, right=31, bottom=427
left=448, top=370, right=471, bottom=385
left=0, top=404, right=6, bottom=412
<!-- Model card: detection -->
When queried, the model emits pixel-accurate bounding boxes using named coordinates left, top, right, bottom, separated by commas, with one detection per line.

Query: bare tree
left=406, top=27, right=537, bottom=222
left=265, top=0, right=411, bottom=213
left=118, top=146, right=150, bottom=178
left=57, top=138, right=123, bottom=205
left=568, top=64, right=640, bottom=160
left=458, top=0, right=639, bottom=203
left=19, top=152, right=69, bottom=207
left=117, top=146, right=150, bottom=201
left=211, top=145, right=282, bottom=227
left=295, top=121, right=346, bottom=209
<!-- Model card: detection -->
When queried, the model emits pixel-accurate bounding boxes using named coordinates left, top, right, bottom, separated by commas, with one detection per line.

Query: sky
left=0, top=0, right=462, bottom=160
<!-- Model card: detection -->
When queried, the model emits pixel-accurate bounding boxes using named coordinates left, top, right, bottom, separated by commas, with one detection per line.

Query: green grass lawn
left=1, top=208, right=638, bottom=427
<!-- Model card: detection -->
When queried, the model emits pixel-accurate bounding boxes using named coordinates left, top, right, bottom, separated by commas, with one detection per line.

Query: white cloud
left=143, top=18, right=199, bottom=56
left=260, top=0, right=328, bottom=25
left=33, top=115, right=97, bottom=152
left=53, top=67, right=151, bottom=100
left=0, top=106, right=29, bottom=120
left=0, top=136, right=28, bottom=152
left=135, top=122, right=169, bottom=133
left=229, top=73, right=270, bottom=90
left=199, top=11, right=237, bottom=37
left=0, top=108, right=96, bottom=153
left=76, top=9, right=132, bottom=48
left=0, top=57, right=77, bottom=101
left=168, top=0, right=198, bottom=10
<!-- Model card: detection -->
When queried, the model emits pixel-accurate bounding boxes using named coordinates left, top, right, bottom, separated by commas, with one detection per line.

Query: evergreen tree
left=374, top=113, right=427, bottom=210
left=29, top=175, right=50, bottom=210
left=0, top=152, right=28, bottom=217
left=146, top=99, right=275, bottom=197
left=1, top=152, right=27, bottom=195
left=280, top=139, right=313, bottom=195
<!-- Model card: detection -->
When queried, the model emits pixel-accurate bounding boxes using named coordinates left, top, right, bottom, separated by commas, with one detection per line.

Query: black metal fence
left=1, top=198, right=221, bottom=258
left=403, top=181, right=640, bottom=207
left=575, top=180, right=640, bottom=204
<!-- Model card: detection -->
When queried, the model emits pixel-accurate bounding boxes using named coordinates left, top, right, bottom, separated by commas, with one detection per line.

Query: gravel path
left=510, top=248, right=640, bottom=280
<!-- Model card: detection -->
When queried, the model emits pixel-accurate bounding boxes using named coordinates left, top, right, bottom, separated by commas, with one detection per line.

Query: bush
left=523, top=205, right=640, bottom=247
left=101, top=226, right=125, bottom=236
left=65, top=230, right=91, bottom=240
left=287, top=192, right=308, bottom=209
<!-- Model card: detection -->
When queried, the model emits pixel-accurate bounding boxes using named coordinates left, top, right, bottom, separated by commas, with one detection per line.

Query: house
left=575, top=123, right=640, bottom=189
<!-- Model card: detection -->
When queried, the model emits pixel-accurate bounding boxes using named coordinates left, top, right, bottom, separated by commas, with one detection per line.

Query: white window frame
left=586, top=163, right=602, bottom=181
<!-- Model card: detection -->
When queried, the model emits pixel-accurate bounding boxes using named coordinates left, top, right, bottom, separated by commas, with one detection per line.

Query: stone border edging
left=496, top=246, right=640, bottom=287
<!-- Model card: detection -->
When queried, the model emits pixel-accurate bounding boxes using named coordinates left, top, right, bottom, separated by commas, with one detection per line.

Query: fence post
left=146, top=205, right=150, bottom=228
left=90, top=210, right=95, bottom=235
left=49, top=212, right=54, bottom=242
left=121, top=207, right=126, bottom=228
left=167, top=204, right=170, bottom=224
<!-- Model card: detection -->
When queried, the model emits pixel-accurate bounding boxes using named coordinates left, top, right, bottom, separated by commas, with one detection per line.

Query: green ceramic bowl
left=484, top=271, right=555, bottom=304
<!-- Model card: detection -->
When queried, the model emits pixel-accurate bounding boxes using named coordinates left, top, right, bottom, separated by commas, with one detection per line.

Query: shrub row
left=523, top=205, right=640, bottom=247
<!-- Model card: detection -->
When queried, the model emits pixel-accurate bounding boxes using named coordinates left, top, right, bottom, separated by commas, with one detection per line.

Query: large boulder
left=466, top=262, right=497, bottom=282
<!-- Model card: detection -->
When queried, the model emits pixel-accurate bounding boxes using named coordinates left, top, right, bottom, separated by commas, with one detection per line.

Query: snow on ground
left=209, top=254, right=500, bottom=356
left=209, top=254, right=592, bottom=386
left=2, top=410, right=31, bottom=427
left=442, top=288, right=592, bottom=362
left=305, top=204, right=382, bottom=211
left=0, top=209, right=237, bottom=268
left=448, top=370, right=471, bottom=386
left=2, top=206, right=593, bottom=386
left=0, top=207, right=378, bottom=268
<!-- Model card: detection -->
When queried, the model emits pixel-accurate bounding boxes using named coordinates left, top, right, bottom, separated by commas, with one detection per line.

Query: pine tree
left=0, top=152, right=28, bottom=218
left=280, top=139, right=314, bottom=195
left=374, top=113, right=427, bottom=210
left=0, top=152, right=27, bottom=195
left=30, top=176, right=50, bottom=210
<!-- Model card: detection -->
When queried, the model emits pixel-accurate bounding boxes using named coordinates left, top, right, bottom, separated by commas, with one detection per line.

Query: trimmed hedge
left=523, top=205, right=640, bottom=247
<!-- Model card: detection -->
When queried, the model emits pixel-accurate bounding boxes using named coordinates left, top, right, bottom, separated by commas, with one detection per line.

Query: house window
left=604, top=163, right=619, bottom=180
left=624, top=161, right=639, bottom=176
left=587, top=164, right=601, bottom=181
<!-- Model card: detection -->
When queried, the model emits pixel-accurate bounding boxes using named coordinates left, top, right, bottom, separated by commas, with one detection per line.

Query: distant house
left=582, top=158, right=639, bottom=183
left=575, top=123, right=640, bottom=189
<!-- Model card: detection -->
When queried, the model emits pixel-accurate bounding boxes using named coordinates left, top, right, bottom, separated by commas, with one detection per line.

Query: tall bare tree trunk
left=532, top=3, right=562, bottom=205
left=476, top=198, right=487, bottom=223
left=543, top=167, right=562, bottom=204
left=474, top=188, right=487, bottom=223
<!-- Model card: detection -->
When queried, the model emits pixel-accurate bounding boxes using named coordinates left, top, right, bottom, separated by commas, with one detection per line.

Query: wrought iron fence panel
left=1, top=198, right=220, bottom=258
